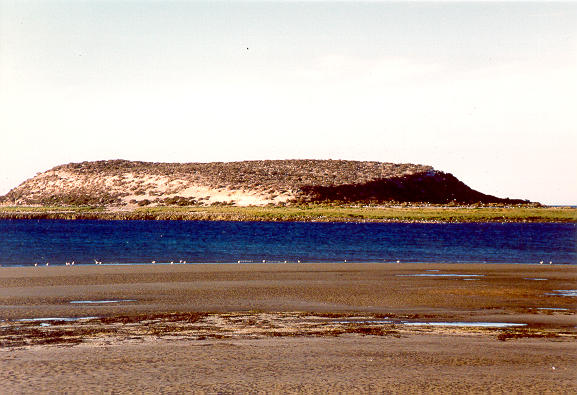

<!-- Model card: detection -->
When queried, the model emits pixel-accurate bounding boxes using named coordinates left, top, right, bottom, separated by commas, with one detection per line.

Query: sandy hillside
left=1, top=159, right=529, bottom=206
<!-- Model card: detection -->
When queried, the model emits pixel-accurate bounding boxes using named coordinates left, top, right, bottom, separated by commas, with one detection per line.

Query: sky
left=0, top=1, right=575, bottom=205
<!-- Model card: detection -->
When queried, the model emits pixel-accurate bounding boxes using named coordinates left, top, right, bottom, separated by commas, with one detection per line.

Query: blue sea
left=0, top=220, right=575, bottom=266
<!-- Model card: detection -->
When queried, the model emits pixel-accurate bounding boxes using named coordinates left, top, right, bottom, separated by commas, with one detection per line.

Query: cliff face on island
left=0, top=159, right=530, bottom=207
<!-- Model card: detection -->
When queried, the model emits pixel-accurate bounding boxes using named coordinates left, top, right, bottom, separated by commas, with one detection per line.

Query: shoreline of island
left=0, top=205, right=575, bottom=222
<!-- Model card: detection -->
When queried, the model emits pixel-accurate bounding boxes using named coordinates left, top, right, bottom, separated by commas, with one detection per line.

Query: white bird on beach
left=540, top=260, right=543, bottom=265
left=152, top=260, right=156, bottom=264
left=34, top=263, right=38, bottom=267
left=46, top=262, right=49, bottom=266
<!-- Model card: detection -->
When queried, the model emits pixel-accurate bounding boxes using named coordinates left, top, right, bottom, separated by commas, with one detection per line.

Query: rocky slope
left=0, top=159, right=530, bottom=206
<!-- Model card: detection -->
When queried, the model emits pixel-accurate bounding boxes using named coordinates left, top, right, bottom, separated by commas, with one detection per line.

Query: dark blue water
left=0, top=220, right=575, bottom=266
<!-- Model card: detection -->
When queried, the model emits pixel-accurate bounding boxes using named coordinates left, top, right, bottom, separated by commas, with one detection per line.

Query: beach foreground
left=1, top=263, right=576, bottom=392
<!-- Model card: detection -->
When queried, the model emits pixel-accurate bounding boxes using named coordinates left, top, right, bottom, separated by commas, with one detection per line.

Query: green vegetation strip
left=0, top=205, right=575, bottom=222
left=0, top=206, right=103, bottom=213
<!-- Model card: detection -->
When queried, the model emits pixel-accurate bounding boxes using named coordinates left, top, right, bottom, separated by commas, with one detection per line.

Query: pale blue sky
left=1, top=1, right=576, bottom=204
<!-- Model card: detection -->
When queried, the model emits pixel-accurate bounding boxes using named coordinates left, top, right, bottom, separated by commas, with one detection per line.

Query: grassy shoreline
left=0, top=205, right=575, bottom=222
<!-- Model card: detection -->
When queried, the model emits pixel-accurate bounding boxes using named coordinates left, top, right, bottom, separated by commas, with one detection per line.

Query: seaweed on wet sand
left=1, top=312, right=574, bottom=349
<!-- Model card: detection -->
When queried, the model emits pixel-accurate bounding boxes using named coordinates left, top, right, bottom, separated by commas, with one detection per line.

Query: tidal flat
left=1, top=262, right=576, bottom=392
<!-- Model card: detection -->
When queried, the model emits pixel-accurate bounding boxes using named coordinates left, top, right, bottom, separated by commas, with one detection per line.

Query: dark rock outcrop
left=301, top=171, right=528, bottom=205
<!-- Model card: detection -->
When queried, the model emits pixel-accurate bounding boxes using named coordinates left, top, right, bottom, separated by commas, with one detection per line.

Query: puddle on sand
left=403, top=322, right=526, bottom=328
left=69, top=299, right=137, bottom=304
left=546, top=290, right=577, bottom=297
left=425, top=270, right=440, bottom=272
left=396, top=274, right=484, bottom=278
left=537, top=308, right=569, bottom=311
left=331, top=320, right=393, bottom=325
left=524, top=278, right=548, bottom=281
left=16, top=317, right=99, bottom=322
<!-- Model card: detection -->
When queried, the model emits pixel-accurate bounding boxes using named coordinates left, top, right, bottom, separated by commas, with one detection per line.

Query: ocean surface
left=0, top=220, right=575, bottom=266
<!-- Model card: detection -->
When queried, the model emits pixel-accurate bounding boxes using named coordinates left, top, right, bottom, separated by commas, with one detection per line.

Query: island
left=1, top=159, right=575, bottom=222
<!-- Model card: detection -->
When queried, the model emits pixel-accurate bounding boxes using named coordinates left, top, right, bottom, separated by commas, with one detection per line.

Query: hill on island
left=0, top=159, right=530, bottom=207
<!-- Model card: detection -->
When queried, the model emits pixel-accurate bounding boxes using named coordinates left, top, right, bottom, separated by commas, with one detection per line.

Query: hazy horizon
left=1, top=1, right=575, bottom=204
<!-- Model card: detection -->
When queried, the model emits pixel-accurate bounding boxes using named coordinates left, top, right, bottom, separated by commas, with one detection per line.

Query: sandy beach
left=1, top=262, right=576, bottom=392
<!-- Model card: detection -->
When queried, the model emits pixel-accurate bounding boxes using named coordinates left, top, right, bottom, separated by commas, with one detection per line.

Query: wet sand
left=1, top=262, right=576, bottom=392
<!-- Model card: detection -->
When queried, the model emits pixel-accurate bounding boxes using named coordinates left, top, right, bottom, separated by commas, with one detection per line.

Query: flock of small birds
left=168, top=260, right=188, bottom=264
left=31, top=259, right=555, bottom=266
